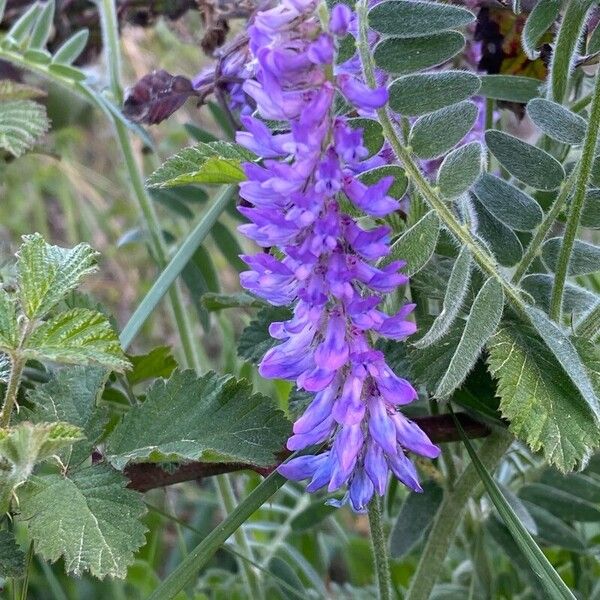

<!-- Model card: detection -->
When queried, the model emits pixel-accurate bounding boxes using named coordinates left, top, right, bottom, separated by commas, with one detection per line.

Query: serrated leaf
left=522, top=274, right=599, bottom=315
left=388, top=71, right=480, bottom=116
left=374, top=32, right=465, bottom=75
left=369, top=0, right=474, bottom=37
left=238, top=306, right=292, bottom=365
left=527, top=98, right=586, bottom=145
left=522, top=0, right=563, bottom=59
left=52, top=29, right=89, bottom=64
left=24, top=366, right=107, bottom=466
left=17, top=234, right=98, bottom=319
left=359, top=165, right=407, bottom=199
left=473, top=173, right=543, bottom=231
left=542, top=237, right=600, bottom=276
left=485, top=130, right=565, bottom=190
left=24, top=308, right=130, bottom=372
left=0, top=97, right=49, bottom=157
left=17, top=464, right=146, bottom=579
left=389, top=481, right=443, bottom=558
left=0, top=289, right=18, bottom=350
left=384, top=211, right=440, bottom=275
left=437, top=142, right=484, bottom=199
left=436, top=278, right=504, bottom=398
left=519, top=483, right=600, bottom=522
left=126, top=346, right=177, bottom=385
left=472, top=196, right=523, bottom=267
left=487, top=320, right=600, bottom=471
left=106, top=370, right=291, bottom=469
left=0, top=530, right=25, bottom=578
left=146, top=142, right=254, bottom=188
left=409, top=101, right=477, bottom=159
left=415, top=246, right=472, bottom=348
left=478, top=75, right=541, bottom=103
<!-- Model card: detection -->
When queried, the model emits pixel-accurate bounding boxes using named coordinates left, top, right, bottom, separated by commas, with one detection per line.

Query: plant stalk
left=0, top=356, right=24, bottom=427
left=368, top=496, right=392, bottom=600
left=405, top=431, right=513, bottom=600
left=549, top=67, right=600, bottom=321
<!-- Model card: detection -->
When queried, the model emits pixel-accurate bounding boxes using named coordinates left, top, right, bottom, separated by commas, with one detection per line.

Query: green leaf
left=0, top=289, right=18, bottom=350
left=16, top=233, right=98, bottom=319
left=478, top=75, right=541, bottom=103
left=581, top=189, right=600, bottom=228
left=202, top=292, right=264, bottom=312
left=472, top=196, right=523, bottom=267
left=540, top=469, right=600, bottom=503
left=106, top=370, right=291, bottom=469
left=522, top=274, right=599, bottom=315
left=384, top=211, right=440, bottom=275
left=389, top=481, right=443, bottom=558
left=519, top=483, right=600, bottom=522
left=542, top=237, right=600, bottom=276
left=52, top=29, right=89, bottom=65
left=24, top=308, right=130, bottom=372
left=24, top=366, right=107, bottom=466
left=146, top=142, right=254, bottom=188
left=29, top=0, right=54, bottom=49
left=435, top=278, right=504, bottom=398
left=527, top=98, right=586, bottom=145
left=409, top=101, right=477, bottom=159
left=388, top=71, right=480, bottom=116
left=0, top=530, right=25, bottom=578
left=374, top=32, right=465, bottom=75
left=369, top=0, right=474, bottom=36
left=487, top=320, right=600, bottom=471
left=437, top=142, right=484, bottom=199
left=238, top=306, right=292, bottom=365
left=485, top=130, right=565, bottom=190
left=127, top=346, right=177, bottom=385
left=0, top=80, right=46, bottom=101
left=17, top=464, right=146, bottom=579
left=522, top=0, right=563, bottom=59
left=472, top=173, right=543, bottom=231
left=455, top=418, right=577, bottom=600
left=347, top=117, right=384, bottom=156
left=0, top=96, right=49, bottom=157
left=414, top=246, right=472, bottom=349
left=359, top=165, right=407, bottom=199
left=6, top=2, right=41, bottom=43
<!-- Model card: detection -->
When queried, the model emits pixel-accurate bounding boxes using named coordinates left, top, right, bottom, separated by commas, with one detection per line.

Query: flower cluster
left=236, top=0, right=440, bottom=512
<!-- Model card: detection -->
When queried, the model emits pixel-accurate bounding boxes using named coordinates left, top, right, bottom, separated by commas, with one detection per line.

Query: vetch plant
left=0, top=0, right=599, bottom=599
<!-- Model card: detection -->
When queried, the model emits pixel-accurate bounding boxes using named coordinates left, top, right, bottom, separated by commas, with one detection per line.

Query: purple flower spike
left=236, top=0, right=439, bottom=512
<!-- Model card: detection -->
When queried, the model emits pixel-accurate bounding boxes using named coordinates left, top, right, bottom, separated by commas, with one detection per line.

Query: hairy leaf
left=522, top=274, right=599, bottom=315
left=0, top=96, right=49, bottom=157
left=384, top=211, right=440, bottom=275
left=409, top=101, right=477, bottom=159
left=522, top=0, right=563, bottom=59
left=107, top=370, right=291, bottom=469
left=0, top=530, right=25, bottom=578
left=478, top=75, right=541, bottom=103
left=369, top=0, right=474, bottom=37
left=238, top=306, right=292, bottom=365
left=0, top=289, right=18, bottom=350
left=473, top=173, right=543, bottom=231
left=359, top=165, right=407, bottom=199
left=202, top=292, right=265, bottom=312
left=17, top=464, right=146, bottom=579
left=347, top=117, right=384, bottom=156
left=485, top=130, right=565, bottom=190
left=542, top=237, right=600, bottom=276
left=52, top=29, right=89, bottom=65
left=24, top=308, right=130, bottom=372
left=374, top=32, right=465, bottom=75
left=17, top=233, right=98, bottom=319
left=436, top=278, right=504, bottom=398
left=540, top=469, right=600, bottom=503
left=127, top=347, right=177, bottom=385
left=488, top=321, right=600, bottom=470
left=581, top=189, right=600, bottom=228
left=519, top=483, right=600, bottom=522
left=437, top=142, right=484, bottom=199
left=415, top=246, right=472, bottom=348
left=527, top=98, right=586, bottom=145
left=146, top=142, right=254, bottom=188
left=388, top=71, right=480, bottom=116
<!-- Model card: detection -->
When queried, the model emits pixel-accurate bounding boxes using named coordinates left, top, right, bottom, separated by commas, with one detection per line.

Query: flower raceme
left=236, top=0, right=440, bottom=512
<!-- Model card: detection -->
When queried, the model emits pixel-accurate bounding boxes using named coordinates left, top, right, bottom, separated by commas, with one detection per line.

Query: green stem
left=549, top=67, right=600, bottom=321
left=356, top=0, right=523, bottom=311
left=512, top=168, right=577, bottom=284
left=0, top=356, right=25, bottom=427
left=368, top=496, right=392, bottom=600
left=98, top=0, right=201, bottom=370
left=214, top=475, right=264, bottom=600
left=405, top=431, right=513, bottom=600
left=18, top=542, right=34, bottom=600
left=576, top=301, right=600, bottom=340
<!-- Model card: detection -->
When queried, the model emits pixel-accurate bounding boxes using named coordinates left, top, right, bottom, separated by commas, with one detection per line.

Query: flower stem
left=405, top=431, right=513, bottom=600
left=368, top=496, right=392, bottom=600
left=0, top=355, right=24, bottom=427
left=549, top=67, right=600, bottom=321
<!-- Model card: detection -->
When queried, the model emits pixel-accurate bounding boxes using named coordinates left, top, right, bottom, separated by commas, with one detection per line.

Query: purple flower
left=236, top=0, right=439, bottom=512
